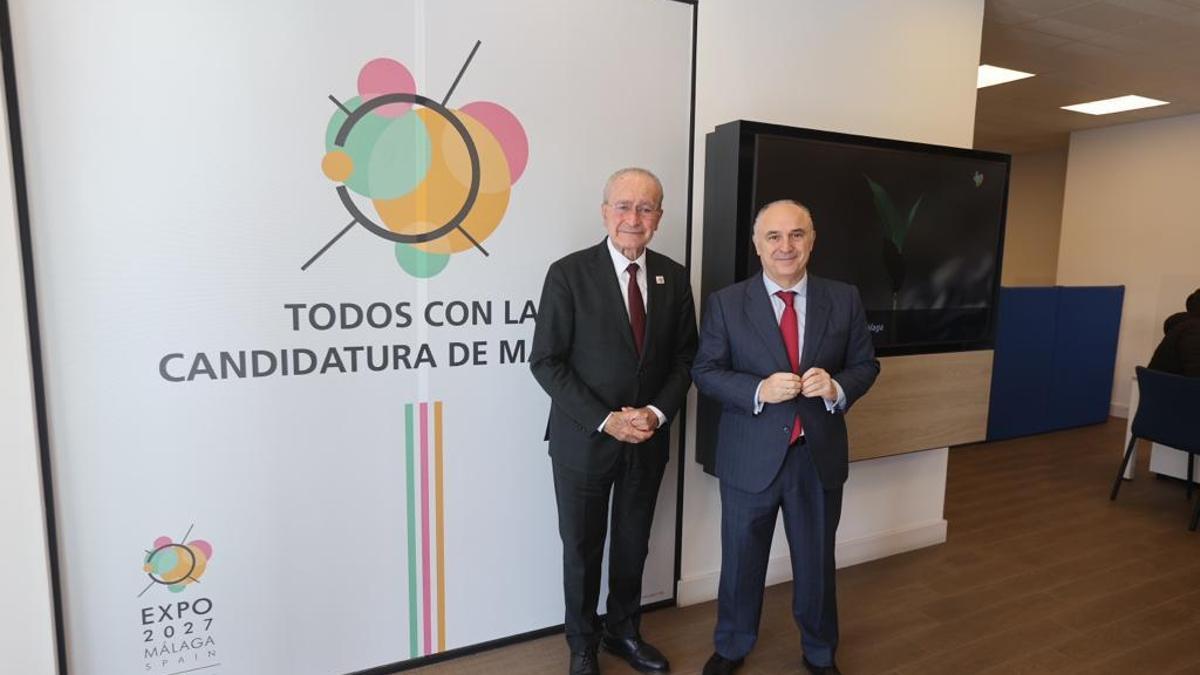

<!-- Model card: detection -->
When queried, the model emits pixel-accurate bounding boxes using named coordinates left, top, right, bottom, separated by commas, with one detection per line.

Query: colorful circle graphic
left=142, top=534, right=213, bottom=594
left=317, top=52, right=528, bottom=277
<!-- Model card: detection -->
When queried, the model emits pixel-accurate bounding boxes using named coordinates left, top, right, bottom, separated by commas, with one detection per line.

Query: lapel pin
left=655, top=275, right=665, bottom=285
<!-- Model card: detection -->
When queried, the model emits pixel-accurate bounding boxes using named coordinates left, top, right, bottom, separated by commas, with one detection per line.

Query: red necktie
left=775, top=290, right=803, bottom=444
left=627, top=263, right=646, bottom=356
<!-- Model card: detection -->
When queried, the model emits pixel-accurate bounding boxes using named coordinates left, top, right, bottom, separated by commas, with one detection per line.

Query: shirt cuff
left=824, top=379, right=846, bottom=413
left=647, top=405, right=666, bottom=429
left=753, top=381, right=765, bottom=415
left=597, top=412, right=611, bottom=432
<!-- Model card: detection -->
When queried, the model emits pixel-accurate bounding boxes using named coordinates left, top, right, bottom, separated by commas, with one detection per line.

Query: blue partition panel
left=987, top=285, right=1124, bottom=441
left=987, top=287, right=1059, bottom=440
left=1050, top=286, right=1124, bottom=428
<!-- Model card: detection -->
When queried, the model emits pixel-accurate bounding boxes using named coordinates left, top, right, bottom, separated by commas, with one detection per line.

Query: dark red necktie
left=627, top=262, right=646, bottom=356
left=775, top=290, right=803, bottom=444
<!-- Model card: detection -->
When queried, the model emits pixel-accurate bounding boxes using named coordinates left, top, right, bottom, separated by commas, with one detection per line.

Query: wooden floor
left=409, top=419, right=1200, bottom=674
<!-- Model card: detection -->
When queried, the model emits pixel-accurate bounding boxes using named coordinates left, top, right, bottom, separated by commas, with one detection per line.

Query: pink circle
left=460, top=101, right=528, bottom=184
left=153, top=536, right=172, bottom=548
left=357, top=58, right=416, bottom=118
left=190, top=540, right=213, bottom=560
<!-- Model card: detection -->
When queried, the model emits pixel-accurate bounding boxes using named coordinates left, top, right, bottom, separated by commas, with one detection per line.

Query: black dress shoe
left=601, top=634, right=669, bottom=672
left=802, top=655, right=841, bottom=674
left=569, top=647, right=600, bottom=675
left=701, top=652, right=743, bottom=675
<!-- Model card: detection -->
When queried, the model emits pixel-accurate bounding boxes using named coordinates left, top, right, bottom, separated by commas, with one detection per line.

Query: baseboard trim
left=676, top=518, right=948, bottom=607
left=1110, top=401, right=1129, bottom=419
left=836, top=518, right=948, bottom=568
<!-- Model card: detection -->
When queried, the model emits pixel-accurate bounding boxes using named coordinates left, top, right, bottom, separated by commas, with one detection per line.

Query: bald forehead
left=753, top=202, right=812, bottom=236
left=604, top=169, right=663, bottom=204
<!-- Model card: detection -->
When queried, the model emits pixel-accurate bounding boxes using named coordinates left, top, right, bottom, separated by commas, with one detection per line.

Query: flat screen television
left=701, top=121, right=1010, bottom=358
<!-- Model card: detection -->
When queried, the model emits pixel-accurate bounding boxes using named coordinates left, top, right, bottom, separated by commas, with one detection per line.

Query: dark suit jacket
left=530, top=240, right=698, bottom=474
left=692, top=274, right=880, bottom=492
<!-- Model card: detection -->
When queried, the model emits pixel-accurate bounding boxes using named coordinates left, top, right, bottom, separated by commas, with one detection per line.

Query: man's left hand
left=621, top=406, right=661, bottom=433
left=800, top=367, right=838, bottom=402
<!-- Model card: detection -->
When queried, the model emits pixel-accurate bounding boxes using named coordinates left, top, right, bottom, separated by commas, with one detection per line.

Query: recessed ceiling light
left=977, top=64, right=1035, bottom=89
left=1061, top=95, right=1170, bottom=115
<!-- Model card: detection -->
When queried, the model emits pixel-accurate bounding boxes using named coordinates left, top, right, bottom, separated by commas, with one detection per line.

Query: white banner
left=11, top=1, right=693, bottom=673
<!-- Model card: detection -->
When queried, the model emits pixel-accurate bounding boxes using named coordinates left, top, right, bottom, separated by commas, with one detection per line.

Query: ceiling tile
left=1159, top=8, right=1200, bottom=26
left=986, top=22, right=1075, bottom=48
left=1154, top=40, right=1200, bottom=67
left=1029, top=16, right=1111, bottom=41
left=1054, top=39, right=1125, bottom=58
left=1114, top=16, right=1200, bottom=43
left=981, top=23, right=1073, bottom=69
left=1048, top=2, right=1156, bottom=31
left=1104, top=0, right=1197, bottom=18
left=985, top=2, right=1043, bottom=24
left=978, top=1, right=1200, bottom=154
left=1082, top=30, right=1156, bottom=53
left=992, top=0, right=1095, bottom=17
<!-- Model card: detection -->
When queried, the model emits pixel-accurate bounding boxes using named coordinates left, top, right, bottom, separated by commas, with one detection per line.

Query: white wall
left=0, top=68, right=58, bottom=674
left=680, top=0, right=984, bottom=605
left=1057, top=113, right=1200, bottom=417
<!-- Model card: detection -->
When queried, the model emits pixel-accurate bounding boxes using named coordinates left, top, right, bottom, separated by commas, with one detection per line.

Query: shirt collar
left=606, top=237, right=647, bottom=275
left=762, top=272, right=808, bottom=300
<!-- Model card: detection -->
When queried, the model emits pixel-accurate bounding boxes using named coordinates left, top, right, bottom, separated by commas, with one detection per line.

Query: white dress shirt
left=607, top=237, right=648, bottom=318
left=753, top=272, right=846, bottom=417
left=597, top=237, right=666, bottom=431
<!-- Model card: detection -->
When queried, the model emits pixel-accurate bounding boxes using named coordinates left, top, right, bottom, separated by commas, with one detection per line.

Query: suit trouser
left=715, top=441, right=843, bottom=666
left=552, top=447, right=667, bottom=652
left=549, top=444, right=667, bottom=648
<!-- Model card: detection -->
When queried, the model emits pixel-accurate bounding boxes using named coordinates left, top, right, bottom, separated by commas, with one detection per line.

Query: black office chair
left=1111, top=366, right=1200, bottom=531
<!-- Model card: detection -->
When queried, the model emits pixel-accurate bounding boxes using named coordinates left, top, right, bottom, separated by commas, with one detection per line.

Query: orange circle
left=372, top=108, right=512, bottom=254
left=322, top=150, right=354, bottom=182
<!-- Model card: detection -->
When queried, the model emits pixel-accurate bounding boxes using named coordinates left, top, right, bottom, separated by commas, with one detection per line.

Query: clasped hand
left=603, top=406, right=659, bottom=443
left=760, top=368, right=837, bottom=404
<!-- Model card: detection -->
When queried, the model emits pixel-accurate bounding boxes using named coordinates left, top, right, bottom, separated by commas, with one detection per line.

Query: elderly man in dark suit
left=692, top=200, right=879, bottom=675
left=531, top=167, right=698, bottom=675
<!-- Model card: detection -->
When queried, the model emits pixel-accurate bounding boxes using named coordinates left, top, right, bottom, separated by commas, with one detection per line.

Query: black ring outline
left=144, top=542, right=198, bottom=587
left=332, top=93, right=480, bottom=244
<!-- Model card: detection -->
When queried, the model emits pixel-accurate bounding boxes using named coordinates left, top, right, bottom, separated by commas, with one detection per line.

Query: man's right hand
left=759, top=372, right=803, bottom=404
left=603, top=411, right=655, bottom=443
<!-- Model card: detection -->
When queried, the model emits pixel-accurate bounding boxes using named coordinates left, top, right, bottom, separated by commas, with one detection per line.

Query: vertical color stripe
left=435, top=401, right=446, bottom=652
left=404, top=403, right=418, bottom=658
left=419, top=402, right=433, bottom=655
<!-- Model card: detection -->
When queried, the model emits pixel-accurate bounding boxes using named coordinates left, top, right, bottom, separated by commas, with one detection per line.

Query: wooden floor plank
left=408, top=418, right=1200, bottom=674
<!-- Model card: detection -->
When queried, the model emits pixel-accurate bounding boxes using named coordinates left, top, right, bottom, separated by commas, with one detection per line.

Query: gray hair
left=752, top=199, right=813, bottom=236
left=602, top=167, right=664, bottom=206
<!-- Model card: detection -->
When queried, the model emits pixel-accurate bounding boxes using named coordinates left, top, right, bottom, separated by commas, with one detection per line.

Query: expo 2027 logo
left=302, top=41, right=529, bottom=278
left=138, top=525, right=213, bottom=597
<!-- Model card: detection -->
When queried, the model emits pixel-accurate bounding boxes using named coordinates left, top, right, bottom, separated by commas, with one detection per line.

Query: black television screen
left=748, top=130, right=1009, bottom=356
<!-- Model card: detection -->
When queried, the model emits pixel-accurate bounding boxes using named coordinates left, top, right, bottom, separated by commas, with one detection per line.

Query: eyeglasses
left=606, top=201, right=662, bottom=217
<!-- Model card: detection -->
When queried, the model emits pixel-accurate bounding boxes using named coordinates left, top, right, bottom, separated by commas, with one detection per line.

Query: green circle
left=325, top=97, right=432, bottom=199
left=151, top=549, right=178, bottom=574
left=394, top=243, right=449, bottom=278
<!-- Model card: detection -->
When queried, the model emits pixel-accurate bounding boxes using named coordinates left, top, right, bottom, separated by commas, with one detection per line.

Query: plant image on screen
left=864, top=174, right=923, bottom=311
left=739, top=126, right=1009, bottom=355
